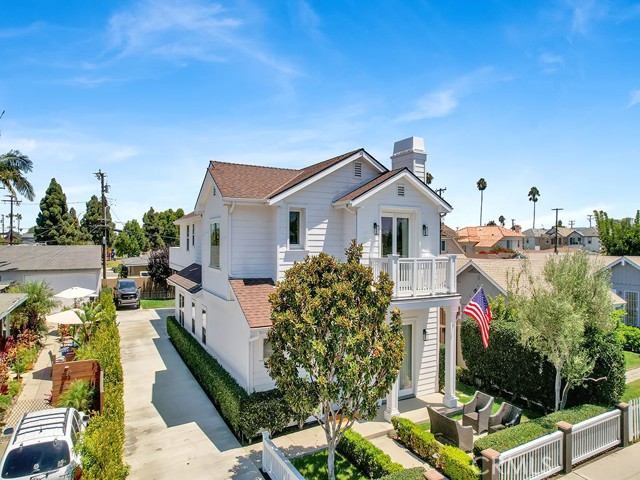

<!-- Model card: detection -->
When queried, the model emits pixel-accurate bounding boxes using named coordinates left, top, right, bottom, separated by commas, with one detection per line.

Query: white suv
left=0, top=408, right=88, bottom=480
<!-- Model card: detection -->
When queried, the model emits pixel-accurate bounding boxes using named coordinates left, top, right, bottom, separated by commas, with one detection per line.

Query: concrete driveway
left=119, top=308, right=263, bottom=479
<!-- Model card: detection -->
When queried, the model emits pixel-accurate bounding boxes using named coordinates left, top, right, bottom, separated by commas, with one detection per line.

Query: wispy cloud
left=397, top=67, right=503, bottom=122
left=629, top=90, right=640, bottom=109
left=106, top=0, right=297, bottom=76
left=0, top=22, right=45, bottom=39
left=565, top=0, right=607, bottom=35
left=539, top=52, right=564, bottom=73
left=289, top=0, right=322, bottom=39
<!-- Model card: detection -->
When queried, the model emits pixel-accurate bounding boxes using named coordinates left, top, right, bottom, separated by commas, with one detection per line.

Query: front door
left=399, top=324, right=413, bottom=397
left=381, top=215, right=410, bottom=258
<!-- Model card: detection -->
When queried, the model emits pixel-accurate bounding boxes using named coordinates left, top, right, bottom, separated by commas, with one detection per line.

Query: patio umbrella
left=45, top=309, right=84, bottom=325
left=54, top=286, right=96, bottom=300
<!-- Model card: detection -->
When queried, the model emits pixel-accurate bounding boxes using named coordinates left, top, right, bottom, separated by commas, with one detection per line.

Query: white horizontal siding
left=416, top=308, right=439, bottom=397
left=231, top=206, right=276, bottom=279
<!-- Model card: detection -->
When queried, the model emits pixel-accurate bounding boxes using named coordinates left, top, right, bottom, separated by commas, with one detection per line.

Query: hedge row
left=337, top=429, right=403, bottom=478
left=473, top=403, right=608, bottom=456
left=461, top=318, right=625, bottom=409
left=392, top=417, right=480, bottom=480
left=618, top=322, right=640, bottom=353
left=378, top=467, right=426, bottom=480
left=166, top=315, right=293, bottom=440
left=77, top=289, right=129, bottom=480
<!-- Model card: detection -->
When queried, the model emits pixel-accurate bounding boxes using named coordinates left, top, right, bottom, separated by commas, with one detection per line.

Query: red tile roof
left=229, top=278, right=275, bottom=328
left=208, top=149, right=364, bottom=200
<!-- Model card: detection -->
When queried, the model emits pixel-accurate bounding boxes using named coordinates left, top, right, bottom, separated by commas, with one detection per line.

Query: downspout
left=248, top=330, right=261, bottom=393
left=228, top=201, right=236, bottom=300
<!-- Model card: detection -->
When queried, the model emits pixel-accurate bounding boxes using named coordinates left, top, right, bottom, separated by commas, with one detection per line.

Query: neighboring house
left=542, top=227, right=600, bottom=252
left=0, top=293, right=27, bottom=336
left=20, top=232, right=36, bottom=245
left=168, top=136, right=462, bottom=418
left=522, top=228, right=548, bottom=251
left=575, top=227, right=601, bottom=253
left=121, top=254, right=150, bottom=277
left=601, top=256, right=640, bottom=328
left=0, top=245, right=102, bottom=303
left=440, top=224, right=465, bottom=255
left=456, top=225, right=525, bottom=254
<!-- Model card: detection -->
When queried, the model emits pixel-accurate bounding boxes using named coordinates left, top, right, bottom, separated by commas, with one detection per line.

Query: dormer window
left=354, top=162, right=362, bottom=177
left=397, top=185, right=405, bottom=197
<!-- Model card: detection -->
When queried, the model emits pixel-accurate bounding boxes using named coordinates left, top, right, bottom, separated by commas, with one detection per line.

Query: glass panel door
left=380, top=215, right=410, bottom=257
left=397, top=217, right=409, bottom=258
left=381, top=216, right=393, bottom=256
left=399, top=324, right=413, bottom=395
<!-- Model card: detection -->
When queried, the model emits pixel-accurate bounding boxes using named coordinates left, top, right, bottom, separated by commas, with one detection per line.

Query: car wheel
left=135, top=302, right=140, bottom=309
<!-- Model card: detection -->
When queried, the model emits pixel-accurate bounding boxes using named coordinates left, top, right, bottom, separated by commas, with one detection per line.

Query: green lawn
left=291, top=450, right=367, bottom=480
left=140, top=299, right=175, bottom=309
left=625, top=351, right=640, bottom=371
left=623, top=378, right=640, bottom=402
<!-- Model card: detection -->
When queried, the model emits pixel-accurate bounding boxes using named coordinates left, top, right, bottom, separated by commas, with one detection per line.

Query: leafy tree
left=113, top=219, right=148, bottom=257
left=425, top=172, right=434, bottom=185
left=34, top=178, right=88, bottom=244
left=498, top=215, right=506, bottom=227
left=143, top=207, right=184, bottom=249
left=9, top=281, right=59, bottom=334
left=81, top=195, right=115, bottom=246
left=594, top=210, right=640, bottom=255
left=0, top=150, right=35, bottom=201
left=147, top=247, right=172, bottom=285
left=477, top=178, right=487, bottom=225
left=267, top=241, right=404, bottom=480
left=486, top=220, right=497, bottom=226
left=528, top=186, right=540, bottom=229
left=510, top=252, right=615, bottom=410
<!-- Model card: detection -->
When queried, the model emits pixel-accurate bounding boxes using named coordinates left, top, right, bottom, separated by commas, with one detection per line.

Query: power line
left=551, top=207, right=563, bottom=254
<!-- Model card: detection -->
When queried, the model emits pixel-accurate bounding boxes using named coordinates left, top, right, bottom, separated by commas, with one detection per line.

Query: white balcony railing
left=369, top=255, right=457, bottom=298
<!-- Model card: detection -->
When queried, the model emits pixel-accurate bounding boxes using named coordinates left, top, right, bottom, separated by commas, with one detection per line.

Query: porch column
left=443, top=303, right=459, bottom=408
left=388, top=254, right=399, bottom=297
left=384, top=377, right=400, bottom=421
left=447, top=255, right=457, bottom=293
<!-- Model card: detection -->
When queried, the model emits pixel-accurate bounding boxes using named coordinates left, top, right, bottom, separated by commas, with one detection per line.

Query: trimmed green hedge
left=619, top=322, right=640, bottom=353
left=378, top=467, right=426, bottom=480
left=166, top=315, right=293, bottom=440
left=337, top=429, right=403, bottom=478
left=392, top=417, right=480, bottom=480
left=461, top=319, right=625, bottom=409
left=77, top=290, right=129, bottom=480
left=473, top=403, right=608, bottom=456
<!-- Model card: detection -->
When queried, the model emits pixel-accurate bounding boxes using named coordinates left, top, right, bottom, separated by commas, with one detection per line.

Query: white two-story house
left=168, top=136, right=461, bottom=419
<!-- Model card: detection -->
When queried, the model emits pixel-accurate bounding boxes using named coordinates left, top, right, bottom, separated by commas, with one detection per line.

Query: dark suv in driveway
left=113, top=279, right=140, bottom=309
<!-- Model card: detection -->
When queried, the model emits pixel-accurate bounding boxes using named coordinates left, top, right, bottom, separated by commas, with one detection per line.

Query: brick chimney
left=513, top=225, right=522, bottom=233
left=391, top=136, right=427, bottom=183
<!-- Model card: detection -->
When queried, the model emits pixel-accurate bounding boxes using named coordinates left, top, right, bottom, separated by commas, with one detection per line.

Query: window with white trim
left=192, top=223, right=195, bottom=247
left=289, top=209, right=304, bottom=248
left=178, top=294, right=185, bottom=326
left=191, top=301, right=196, bottom=333
left=210, top=223, right=220, bottom=268
left=186, top=225, right=190, bottom=251
left=202, top=308, right=207, bottom=345
left=263, top=339, right=273, bottom=362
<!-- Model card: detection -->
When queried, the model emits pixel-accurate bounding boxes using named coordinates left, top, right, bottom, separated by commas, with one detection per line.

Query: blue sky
left=1, top=0, right=639, bottom=233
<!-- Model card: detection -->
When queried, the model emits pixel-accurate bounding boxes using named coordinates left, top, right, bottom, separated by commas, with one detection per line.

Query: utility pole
left=587, top=214, right=594, bottom=227
left=552, top=208, right=563, bottom=254
left=435, top=187, right=447, bottom=197
left=0, top=214, right=3, bottom=236
left=94, top=170, right=108, bottom=279
left=2, top=194, right=20, bottom=245
left=568, top=220, right=575, bottom=229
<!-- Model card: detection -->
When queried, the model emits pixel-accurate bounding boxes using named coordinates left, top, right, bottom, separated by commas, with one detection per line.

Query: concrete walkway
left=626, top=366, right=640, bottom=384
left=119, top=308, right=263, bottom=480
left=563, top=441, right=640, bottom=479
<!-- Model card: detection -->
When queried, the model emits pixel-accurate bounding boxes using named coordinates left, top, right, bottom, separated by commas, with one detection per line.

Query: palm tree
left=477, top=178, right=487, bottom=225
left=15, top=213, right=22, bottom=232
left=528, top=186, right=540, bottom=228
left=0, top=150, right=35, bottom=201
left=498, top=215, right=506, bottom=227
left=9, top=281, right=59, bottom=334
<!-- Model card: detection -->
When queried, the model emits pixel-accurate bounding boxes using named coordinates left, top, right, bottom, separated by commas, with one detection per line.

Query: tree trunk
left=554, top=366, right=562, bottom=412
left=480, top=191, right=484, bottom=226
left=327, top=438, right=336, bottom=480
left=560, top=381, right=571, bottom=410
left=533, top=202, right=536, bottom=229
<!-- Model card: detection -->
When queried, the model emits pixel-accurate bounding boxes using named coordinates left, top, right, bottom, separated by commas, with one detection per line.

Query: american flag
left=463, top=288, right=492, bottom=349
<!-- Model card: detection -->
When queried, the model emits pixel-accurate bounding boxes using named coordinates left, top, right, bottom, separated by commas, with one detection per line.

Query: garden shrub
left=166, top=315, right=293, bottom=440
left=337, top=428, right=403, bottom=478
left=392, top=417, right=480, bottom=480
left=618, top=322, right=640, bottom=353
left=56, top=379, right=95, bottom=412
left=377, top=467, right=426, bottom=480
left=473, top=403, right=608, bottom=455
left=439, top=344, right=445, bottom=391
left=77, top=290, right=129, bottom=480
left=461, top=318, right=624, bottom=409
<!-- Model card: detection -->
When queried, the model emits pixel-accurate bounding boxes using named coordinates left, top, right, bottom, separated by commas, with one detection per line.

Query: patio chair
left=488, top=402, right=522, bottom=434
left=427, top=406, right=474, bottom=452
left=461, top=391, right=494, bottom=433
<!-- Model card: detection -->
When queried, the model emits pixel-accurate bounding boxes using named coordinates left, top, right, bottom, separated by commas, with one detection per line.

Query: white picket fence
left=571, top=410, right=620, bottom=463
left=262, top=431, right=305, bottom=480
left=630, top=397, right=640, bottom=442
left=497, top=430, right=563, bottom=480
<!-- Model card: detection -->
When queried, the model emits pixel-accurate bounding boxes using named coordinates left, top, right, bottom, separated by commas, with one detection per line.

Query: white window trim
left=186, top=225, right=190, bottom=251
left=209, top=218, right=221, bottom=270
left=201, top=306, right=207, bottom=345
left=287, top=207, right=307, bottom=251
left=379, top=207, right=418, bottom=257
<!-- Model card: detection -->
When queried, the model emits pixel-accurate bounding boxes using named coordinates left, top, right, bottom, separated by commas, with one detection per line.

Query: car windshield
left=119, top=280, right=136, bottom=289
left=2, top=440, right=70, bottom=478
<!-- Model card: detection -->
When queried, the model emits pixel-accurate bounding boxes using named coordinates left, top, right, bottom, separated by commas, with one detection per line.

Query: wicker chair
left=488, top=402, right=523, bottom=434
left=427, top=406, right=474, bottom=452
left=462, top=391, right=494, bottom=433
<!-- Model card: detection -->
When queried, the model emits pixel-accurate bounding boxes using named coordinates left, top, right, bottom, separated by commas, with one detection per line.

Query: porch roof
left=167, top=263, right=202, bottom=293
left=229, top=278, right=275, bottom=328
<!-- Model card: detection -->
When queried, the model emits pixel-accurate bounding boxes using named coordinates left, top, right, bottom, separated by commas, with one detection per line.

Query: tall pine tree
left=35, top=178, right=88, bottom=245
left=81, top=195, right=115, bottom=246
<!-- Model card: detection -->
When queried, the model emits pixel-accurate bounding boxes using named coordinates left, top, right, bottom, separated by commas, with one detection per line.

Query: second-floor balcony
left=369, top=255, right=457, bottom=299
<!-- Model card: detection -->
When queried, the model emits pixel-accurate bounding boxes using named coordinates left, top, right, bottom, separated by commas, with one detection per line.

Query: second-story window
left=210, top=223, right=220, bottom=268
left=202, top=308, right=207, bottom=345
left=192, top=223, right=195, bottom=247
left=191, top=301, right=196, bottom=334
left=186, top=225, right=190, bottom=251
left=289, top=209, right=303, bottom=248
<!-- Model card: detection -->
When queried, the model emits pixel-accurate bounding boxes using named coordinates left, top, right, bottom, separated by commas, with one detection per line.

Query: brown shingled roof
left=167, top=263, right=202, bottom=293
left=335, top=169, right=403, bottom=203
left=175, top=211, right=202, bottom=222
left=229, top=278, right=275, bottom=328
left=208, top=149, right=364, bottom=200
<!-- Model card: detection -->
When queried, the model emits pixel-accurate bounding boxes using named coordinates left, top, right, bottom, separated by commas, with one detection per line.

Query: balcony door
left=399, top=324, right=413, bottom=397
left=381, top=215, right=410, bottom=258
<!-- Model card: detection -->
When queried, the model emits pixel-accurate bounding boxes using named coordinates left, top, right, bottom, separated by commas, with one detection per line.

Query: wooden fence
left=51, top=357, right=102, bottom=409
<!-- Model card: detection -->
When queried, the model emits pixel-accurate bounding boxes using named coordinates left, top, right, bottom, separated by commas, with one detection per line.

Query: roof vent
left=397, top=185, right=405, bottom=197
left=354, top=162, right=362, bottom=177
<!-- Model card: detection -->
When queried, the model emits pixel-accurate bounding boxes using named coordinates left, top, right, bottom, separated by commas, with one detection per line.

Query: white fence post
left=262, top=431, right=305, bottom=480
left=628, top=397, right=640, bottom=442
